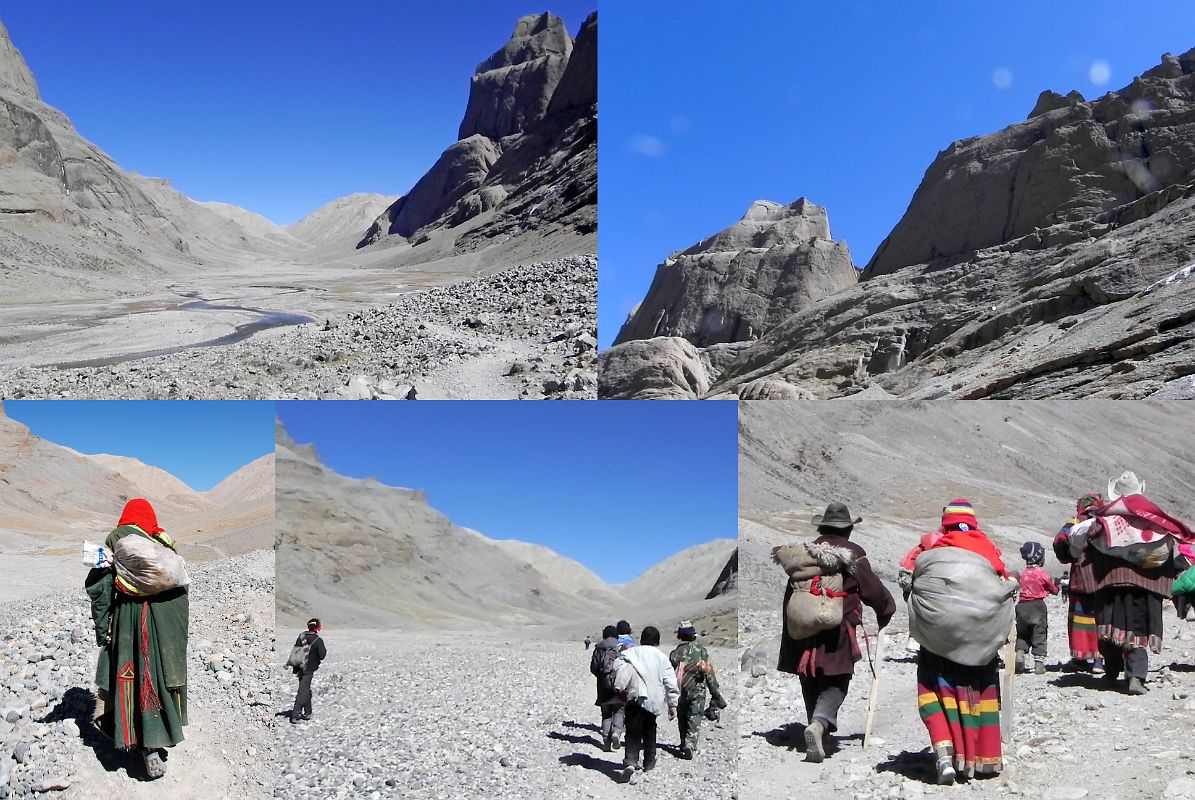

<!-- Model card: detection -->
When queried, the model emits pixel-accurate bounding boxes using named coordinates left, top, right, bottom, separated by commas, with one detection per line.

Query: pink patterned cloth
left=1096, top=494, right=1194, bottom=548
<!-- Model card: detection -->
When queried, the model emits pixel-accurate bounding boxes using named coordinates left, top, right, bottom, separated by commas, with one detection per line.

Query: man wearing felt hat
left=776, top=502, right=895, bottom=763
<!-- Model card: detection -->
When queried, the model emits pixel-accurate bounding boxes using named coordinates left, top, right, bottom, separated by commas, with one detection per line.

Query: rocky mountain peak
left=0, top=19, right=38, bottom=99
left=865, top=47, right=1195, bottom=278
left=457, top=12, right=573, bottom=141
left=612, top=198, right=857, bottom=348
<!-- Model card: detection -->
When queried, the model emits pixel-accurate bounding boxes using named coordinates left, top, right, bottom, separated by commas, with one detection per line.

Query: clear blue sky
left=2, top=2, right=594, bottom=225
left=277, top=401, right=738, bottom=584
left=4, top=400, right=274, bottom=491
left=598, top=1, right=1195, bottom=347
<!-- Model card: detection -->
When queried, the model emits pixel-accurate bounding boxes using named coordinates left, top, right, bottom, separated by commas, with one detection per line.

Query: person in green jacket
left=668, top=621, right=727, bottom=759
left=85, top=498, right=189, bottom=779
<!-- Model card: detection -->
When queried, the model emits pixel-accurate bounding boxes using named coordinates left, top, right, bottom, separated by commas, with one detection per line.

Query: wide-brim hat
left=1107, top=471, right=1144, bottom=501
left=812, top=502, right=861, bottom=529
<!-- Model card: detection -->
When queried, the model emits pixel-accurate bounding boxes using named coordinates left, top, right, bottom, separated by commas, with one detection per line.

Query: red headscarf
left=117, top=498, right=164, bottom=535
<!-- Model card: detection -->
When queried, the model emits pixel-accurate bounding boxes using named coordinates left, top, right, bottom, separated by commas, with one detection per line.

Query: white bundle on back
left=113, top=534, right=190, bottom=595
left=82, top=540, right=112, bottom=569
left=908, top=546, right=1016, bottom=666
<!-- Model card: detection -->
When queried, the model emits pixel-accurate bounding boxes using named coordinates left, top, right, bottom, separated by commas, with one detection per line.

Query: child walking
left=1016, top=542, right=1059, bottom=674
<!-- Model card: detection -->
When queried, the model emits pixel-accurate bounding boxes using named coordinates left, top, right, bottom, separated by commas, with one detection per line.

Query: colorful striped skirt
left=1067, top=592, right=1100, bottom=660
left=916, top=651, right=1002, bottom=778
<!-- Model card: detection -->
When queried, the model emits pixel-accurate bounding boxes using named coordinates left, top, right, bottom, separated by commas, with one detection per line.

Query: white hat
left=1107, top=471, right=1145, bottom=501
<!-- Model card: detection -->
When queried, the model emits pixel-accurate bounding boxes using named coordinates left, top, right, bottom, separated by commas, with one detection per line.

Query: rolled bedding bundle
left=908, top=546, right=1017, bottom=666
left=113, top=533, right=190, bottom=595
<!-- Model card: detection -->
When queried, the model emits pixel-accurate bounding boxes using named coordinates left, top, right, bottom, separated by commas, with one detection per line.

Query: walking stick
left=1000, top=617, right=1016, bottom=744
left=863, top=627, right=886, bottom=749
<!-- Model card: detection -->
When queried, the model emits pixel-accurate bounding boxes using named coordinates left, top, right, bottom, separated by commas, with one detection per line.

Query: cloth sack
left=773, top=541, right=855, bottom=640
left=908, top=546, right=1016, bottom=666
left=113, top=533, right=190, bottom=595
left=82, top=540, right=112, bottom=569
left=287, top=640, right=311, bottom=671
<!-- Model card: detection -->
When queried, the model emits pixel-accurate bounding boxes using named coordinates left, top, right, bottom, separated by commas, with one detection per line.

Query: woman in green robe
left=85, top=498, right=189, bottom=779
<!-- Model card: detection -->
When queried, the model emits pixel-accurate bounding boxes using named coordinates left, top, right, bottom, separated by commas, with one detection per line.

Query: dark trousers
left=1015, top=599, right=1049, bottom=658
left=623, top=702, right=657, bottom=769
left=799, top=673, right=851, bottom=733
left=1098, top=640, right=1148, bottom=680
left=600, top=702, right=625, bottom=742
left=292, top=670, right=314, bottom=719
left=1176, top=595, right=1191, bottom=620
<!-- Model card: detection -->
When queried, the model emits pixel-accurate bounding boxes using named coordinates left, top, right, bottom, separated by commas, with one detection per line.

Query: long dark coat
left=777, top=533, right=896, bottom=678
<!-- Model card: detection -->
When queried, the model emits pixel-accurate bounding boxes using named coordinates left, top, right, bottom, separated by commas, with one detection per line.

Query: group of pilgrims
left=774, top=471, right=1195, bottom=786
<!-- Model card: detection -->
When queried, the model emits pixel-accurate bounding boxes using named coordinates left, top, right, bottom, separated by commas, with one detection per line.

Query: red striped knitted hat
left=941, top=498, right=978, bottom=530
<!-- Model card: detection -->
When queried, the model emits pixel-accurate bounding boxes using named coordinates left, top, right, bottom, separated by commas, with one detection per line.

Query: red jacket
left=900, top=530, right=944, bottom=571
left=1018, top=566, right=1059, bottom=602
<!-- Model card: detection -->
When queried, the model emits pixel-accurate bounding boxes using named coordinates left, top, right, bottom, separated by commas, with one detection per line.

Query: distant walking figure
left=1015, top=542, right=1059, bottom=674
left=590, top=625, right=626, bottom=751
left=584, top=635, right=592, bottom=650
left=613, top=625, right=679, bottom=784
left=289, top=618, right=327, bottom=723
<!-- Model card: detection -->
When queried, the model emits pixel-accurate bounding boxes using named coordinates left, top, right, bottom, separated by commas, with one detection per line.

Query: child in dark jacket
left=1016, top=542, right=1059, bottom=674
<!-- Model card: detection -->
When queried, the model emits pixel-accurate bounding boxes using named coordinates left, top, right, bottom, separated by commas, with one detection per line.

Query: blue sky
left=598, top=1, right=1195, bottom=347
left=2, top=2, right=593, bottom=225
left=4, top=401, right=274, bottom=491
left=277, top=401, right=738, bottom=584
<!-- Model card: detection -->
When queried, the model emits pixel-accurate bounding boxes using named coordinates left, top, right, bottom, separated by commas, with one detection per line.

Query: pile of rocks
left=0, top=550, right=275, bottom=798
left=276, top=630, right=737, bottom=800
left=1, top=255, right=596, bottom=400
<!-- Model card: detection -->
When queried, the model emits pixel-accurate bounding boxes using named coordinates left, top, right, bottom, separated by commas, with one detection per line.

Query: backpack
left=595, top=643, right=621, bottom=693
left=772, top=541, right=855, bottom=640
left=287, top=635, right=312, bottom=672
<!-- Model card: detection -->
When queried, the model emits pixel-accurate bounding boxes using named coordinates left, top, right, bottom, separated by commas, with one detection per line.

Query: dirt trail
left=275, top=630, right=737, bottom=800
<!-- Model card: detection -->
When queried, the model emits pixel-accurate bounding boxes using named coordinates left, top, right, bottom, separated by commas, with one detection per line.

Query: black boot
left=678, top=746, right=693, bottom=760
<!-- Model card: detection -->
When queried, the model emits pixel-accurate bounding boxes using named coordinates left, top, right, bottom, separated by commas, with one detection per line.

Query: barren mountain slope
left=285, top=193, right=396, bottom=248
left=620, top=539, right=738, bottom=603
left=490, top=538, right=627, bottom=608
left=274, top=420, right=623, bottom=628
left=738, top=399, right=1195, bottom=584
left=602, top=49, right=1195, bottom=401
left=205, top=454, right=275, bottom=507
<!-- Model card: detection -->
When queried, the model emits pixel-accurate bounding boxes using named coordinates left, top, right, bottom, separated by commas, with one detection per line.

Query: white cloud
left=1089, top=60, right=1111, bottom=87
left=629, top=134, right=666, bottom=158
left=992, top=67, right=1013, bottom=90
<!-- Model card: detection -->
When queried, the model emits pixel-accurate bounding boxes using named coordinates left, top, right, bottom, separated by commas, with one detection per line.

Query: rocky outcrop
left=614, top=199, right=858, bottom=346
left=603, top=49, right=1195, bottom=400
left=457, top=12, right=572, bottom=141
left=0, top=20, right=37, bottom=98
left=359, top=12, right=596, bottom=253
left=865, top=48, right=1195, bottom=278
left=597, top=336, right=711, bottom=400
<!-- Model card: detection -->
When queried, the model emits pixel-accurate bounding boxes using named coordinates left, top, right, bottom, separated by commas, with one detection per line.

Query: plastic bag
left=113, top=534, right=190, bottom=595
left=83, top=540, right=112, bottom=569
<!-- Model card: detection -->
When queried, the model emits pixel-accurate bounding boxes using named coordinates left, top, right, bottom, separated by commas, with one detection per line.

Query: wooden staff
left=863, top=626, right=886, bottom=748
left=1000, top=617, right=1017, bottom=744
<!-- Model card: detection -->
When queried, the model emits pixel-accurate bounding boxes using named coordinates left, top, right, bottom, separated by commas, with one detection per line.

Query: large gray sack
left=908, top=546, right=1016, bottom=666
left=114, top=534, right=190, bottom=595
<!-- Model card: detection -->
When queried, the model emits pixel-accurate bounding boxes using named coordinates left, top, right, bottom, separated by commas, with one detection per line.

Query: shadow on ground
left=40, top=686, right=153, bottom=781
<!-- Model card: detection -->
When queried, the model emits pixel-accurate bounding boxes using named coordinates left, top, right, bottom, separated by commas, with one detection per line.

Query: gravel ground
left=738, top=521, right=1195, bottom=800
left=275, top=630, right=738, bottom=800
left=0, top=256, right=597, bottom=400
left=0, top=550, right=276, bottom=799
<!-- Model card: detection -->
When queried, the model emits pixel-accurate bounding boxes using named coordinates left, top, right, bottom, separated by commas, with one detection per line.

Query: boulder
left=597, top=337, right=710, bottom=399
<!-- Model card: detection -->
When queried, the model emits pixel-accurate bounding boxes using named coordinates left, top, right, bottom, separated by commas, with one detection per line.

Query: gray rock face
left=614, top=199, right=858, bottom=347
left=866, top=47, right=1195, bottom=277
left=604, top=49, right=1195, bottom=401
left=457, top=12, right=572, bottom=141
left=361, top=135, right=500, bottom=240
left=596, top=336, right=711, bottom=399
left=0, top=20, right=37, bottom=99
left=359, top=12, right=596, bottom=253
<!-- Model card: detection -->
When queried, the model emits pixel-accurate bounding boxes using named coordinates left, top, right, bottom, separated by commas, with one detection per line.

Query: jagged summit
left=459, top=12, right=572, bottom=141
left=0, top=19, right=38, bottom=99
left=864, top=46, right=1195, bottom=278
left=612, top=197, right=856, bottom=347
